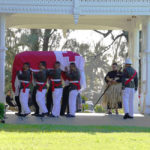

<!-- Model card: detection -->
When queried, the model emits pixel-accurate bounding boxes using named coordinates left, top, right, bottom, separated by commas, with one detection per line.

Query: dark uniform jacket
left=33, top=69, right=48, bottom=89
left=105, top=70, right=122, bottom=84
left=17, top=69, right=31, bottom=89
left=122, top=66, right=138, bottom=91
left=65, top=69, right=80, bottom=91
left=48, top=68, right=62, bottom=89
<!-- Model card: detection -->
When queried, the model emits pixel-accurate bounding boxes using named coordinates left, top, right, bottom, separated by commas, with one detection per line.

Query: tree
left=62, top=30, right=128, bottom=102
left=20, top=29, right=61, bottom=51
left=5, top=28, right=62, bottom=93
left=5, top=29, right=23, bottom=92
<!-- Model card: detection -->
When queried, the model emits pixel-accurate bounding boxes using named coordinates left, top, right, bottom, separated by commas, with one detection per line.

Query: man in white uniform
left=33, top=61, right=48, bottom=117
left=48, top=61, right=63, bottom=117
left=65, top=63, right=80, bottom=117
left=122, top=58, right=138, bottom=119
left=17, top=62, right=31, bottom=117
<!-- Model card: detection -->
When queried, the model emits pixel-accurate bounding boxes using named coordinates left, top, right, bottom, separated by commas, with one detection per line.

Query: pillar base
left=144, top=106, right=150, bottom=114
left=144, top=94, right=150, bottom=114
left=133, top=93, right=139, bottom=113
left=139, top=93, right=145, bottom=113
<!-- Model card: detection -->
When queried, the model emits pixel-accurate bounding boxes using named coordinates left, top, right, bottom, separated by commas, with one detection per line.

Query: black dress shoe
left=60, top=113, right=65, bottom=116
left=42, top=113, right=49, bottom=117
left=66, top=114, right=75, bottom=118
left=36, top=114, right=44, bottom=117
left=49, top=114, right=59, bottom=118
left=15, top=113, right=23, bottom=117
left=15, top=112, right=21, bottom=116
left=31, top=113, right=39, bottom=116
left=23, top=113, right=30, bottom=117
left=123, top=113, right=129, bottom=119
left=128, top=115, right=134, bottom=119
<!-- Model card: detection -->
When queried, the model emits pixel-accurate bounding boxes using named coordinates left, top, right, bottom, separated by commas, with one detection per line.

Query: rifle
left=93, top=85, right=110, bottom=108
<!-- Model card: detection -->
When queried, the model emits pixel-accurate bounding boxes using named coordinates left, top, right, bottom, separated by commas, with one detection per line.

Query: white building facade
left=0, top=0, right=150, bottom=114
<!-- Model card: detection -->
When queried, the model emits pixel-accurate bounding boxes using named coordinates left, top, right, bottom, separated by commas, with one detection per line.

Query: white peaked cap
left=125, top=58, right=132, bottom=64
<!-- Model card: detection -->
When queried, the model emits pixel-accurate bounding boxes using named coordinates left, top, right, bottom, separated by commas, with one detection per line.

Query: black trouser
left=60, top=85, right=70, bottom=115
left=15, top=96, right=21, bottom=114
left=32, top=86, right=39, bottom=114
left=46, top=87, right=53, bottom=114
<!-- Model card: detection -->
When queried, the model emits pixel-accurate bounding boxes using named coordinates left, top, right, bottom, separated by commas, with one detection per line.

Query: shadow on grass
left=0, top=124, right=150, bottom=133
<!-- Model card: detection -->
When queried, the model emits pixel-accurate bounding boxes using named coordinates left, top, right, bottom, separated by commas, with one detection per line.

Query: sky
left=59, top=30, right=124, bottom=50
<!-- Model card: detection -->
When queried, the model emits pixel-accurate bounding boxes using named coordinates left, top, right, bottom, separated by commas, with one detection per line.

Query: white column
left=0, top=15, right=7, bottom=103
left=128, top=25, right=140, bottom=113
left=73, top=0, right=80, bottom=24
left=133, top=26, right=140, bottom=114
left=128, top=30, right=134, bottom=61
left=144, top=17, right=150, bottom=114
left=140, top=23, right=147, bottom=113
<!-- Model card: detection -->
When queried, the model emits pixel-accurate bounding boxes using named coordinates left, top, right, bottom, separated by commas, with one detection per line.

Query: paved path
left=4, top=112, right=150, bottom=127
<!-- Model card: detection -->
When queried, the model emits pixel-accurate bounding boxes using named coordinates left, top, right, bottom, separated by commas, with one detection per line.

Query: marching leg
left=69, top=90, right=78, bottom=116
left=129, top=88, right=135, bottom=117
left=52, top=88, right=63, bottom=117
left=123, top=88, right=130, bottom=119
left=19, top=89, right=31, bottom=115
left=36, top=90, right=48, bottom=115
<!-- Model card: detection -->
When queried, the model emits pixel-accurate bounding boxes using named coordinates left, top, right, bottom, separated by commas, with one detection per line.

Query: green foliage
left=111, top=108, right=124, bottom=114
left=81, top=95, right=88, bottom=101
left=94, top=104, right=105, bottom=113
left=0, top=103, right=5, bottom=120
left=82, top=104, right=89, bottom=112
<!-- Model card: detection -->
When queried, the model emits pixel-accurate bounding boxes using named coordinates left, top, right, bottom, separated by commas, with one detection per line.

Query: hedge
left=0, top=103, right=5, bottom=120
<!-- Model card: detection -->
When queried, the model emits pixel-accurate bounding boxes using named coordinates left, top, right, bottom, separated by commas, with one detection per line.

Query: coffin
left=12, top=51, right=86, bottom=93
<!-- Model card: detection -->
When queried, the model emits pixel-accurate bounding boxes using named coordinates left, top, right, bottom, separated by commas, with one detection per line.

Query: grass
left=0, top=124, right=150, bottom=150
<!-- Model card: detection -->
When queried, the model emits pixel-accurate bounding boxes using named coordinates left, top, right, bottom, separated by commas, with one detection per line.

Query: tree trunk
left=42, top=29, right=52, bottom=51
left=30, top=29, right=40, bottom=51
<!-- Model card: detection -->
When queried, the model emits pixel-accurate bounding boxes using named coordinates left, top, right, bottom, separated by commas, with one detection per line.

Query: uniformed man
left=17, top=62, right=31, bottom=116
left=48, top=61, right=63, bottom=117
left=122, top=58, right=138, bottom=119
left=60, top=82, right=70, bottom=116
left=33, top=61, right=48, bottom=117
left=103, top=63, right=122, bottom=114
left=65, top=63, right=80, bottom=117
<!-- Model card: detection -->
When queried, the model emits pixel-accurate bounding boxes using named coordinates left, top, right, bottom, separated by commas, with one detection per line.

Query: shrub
left=82, top=104, right=89, bottom=112
left=94, top=104, right=105, bottom=113
left=0, top=103, right=5, bottom=120
left=81, top=95, right=88, bottom=102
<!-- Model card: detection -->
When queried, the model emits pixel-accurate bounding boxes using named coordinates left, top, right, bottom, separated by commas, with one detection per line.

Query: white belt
left=20, top=80, right=29, bottom=83
left=51, top=79, right=61, bottom=82
left=36, top=81, right=45, bottom=85
left=125, top=78, right=134, bottom=82
left=70, top=81, right=79, bottom=83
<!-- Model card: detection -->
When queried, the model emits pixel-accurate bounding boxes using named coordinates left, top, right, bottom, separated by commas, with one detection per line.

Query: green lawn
left=0, top=124, right=150, bottom=150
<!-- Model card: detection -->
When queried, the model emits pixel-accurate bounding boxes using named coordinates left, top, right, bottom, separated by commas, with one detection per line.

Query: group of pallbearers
left=103, top=58, right=138, bottom=119
left=15, top=61, right=80, bottom=118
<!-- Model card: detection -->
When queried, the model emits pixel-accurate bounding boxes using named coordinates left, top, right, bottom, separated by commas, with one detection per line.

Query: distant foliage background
left=6, top=29, right=128, bottom=103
